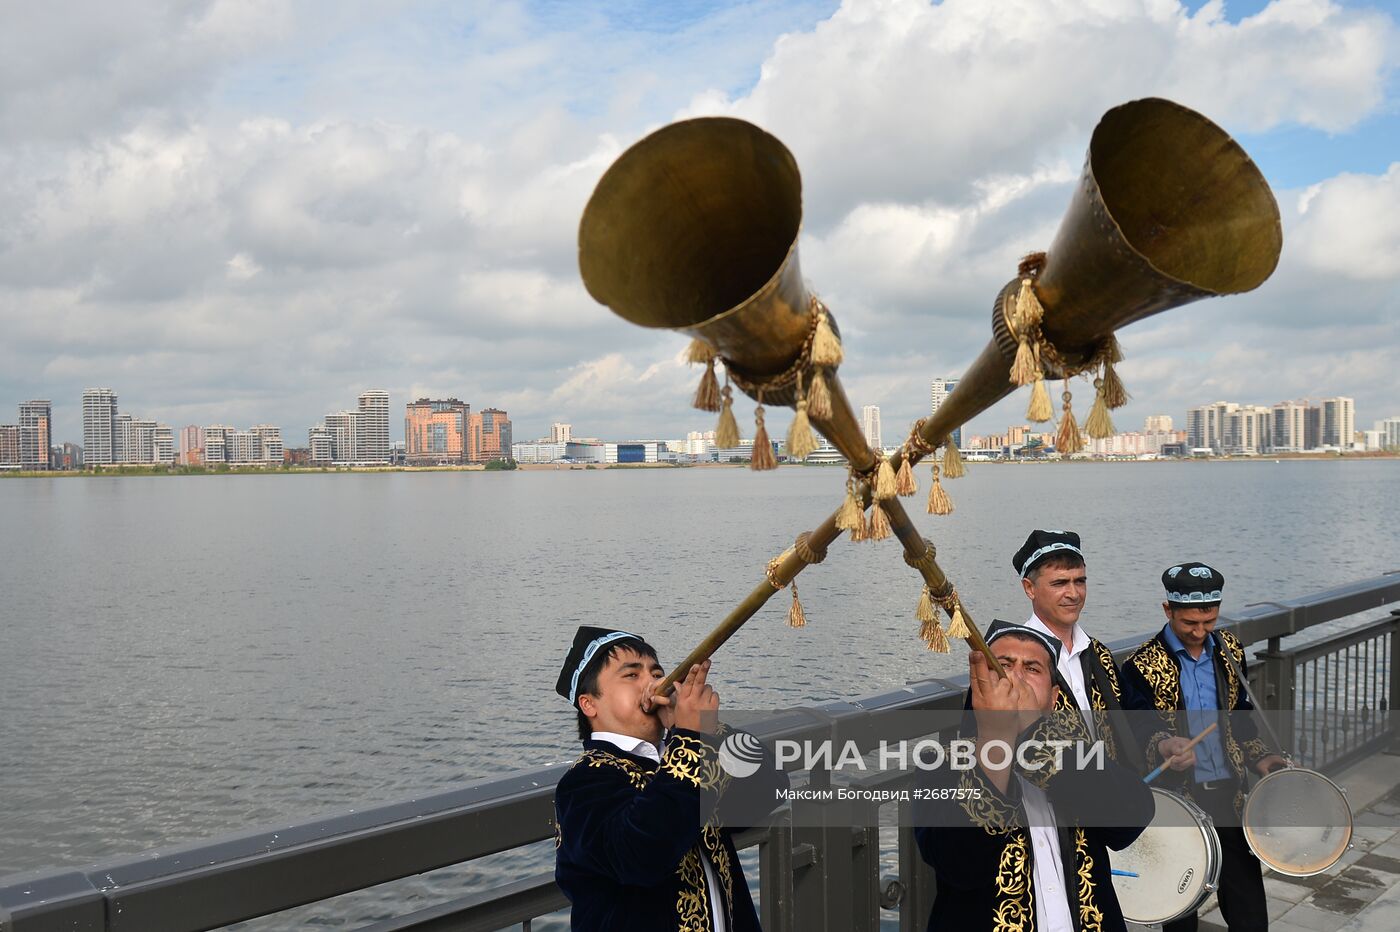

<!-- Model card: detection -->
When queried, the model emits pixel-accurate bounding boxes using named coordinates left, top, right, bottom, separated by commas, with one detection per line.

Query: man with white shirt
left=915, top=621, right=1151, bottom=931
left=552, top=626, right=787, bottom=932
left=1014, top=529, right=1143, bottom=772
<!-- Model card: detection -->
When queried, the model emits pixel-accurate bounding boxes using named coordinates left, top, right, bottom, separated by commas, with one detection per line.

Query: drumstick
left=1142, top=723, right=1219, bottom=784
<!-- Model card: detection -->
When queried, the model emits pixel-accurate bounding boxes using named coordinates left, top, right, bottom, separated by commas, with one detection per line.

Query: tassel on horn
left=715, top=383, right=740, bottom=449
left=895, top=457, right=917, bottom=496
left=751, top=402, right=777, bottom=471
left=811, top=305, right=843, bottom=367
left=942, top=441, right=966, bottom=479
left=926, top=464, right=953, bottom=516
left=788, top=580, right=807, bottom=628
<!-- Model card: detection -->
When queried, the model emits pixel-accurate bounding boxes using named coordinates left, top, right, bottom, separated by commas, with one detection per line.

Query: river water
left=3, top=461, right=1398, bottom=926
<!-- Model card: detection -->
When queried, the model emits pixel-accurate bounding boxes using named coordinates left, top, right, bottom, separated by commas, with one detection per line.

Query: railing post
left=1389, top=611, right=1400, bottom=752
left=1254, top=636, right=1295, bottom=757
left=759, top=816, right=795, bottom=932
left=896, top=806, right=936, bottom=932
left=791, top=796, right=859, bottom=932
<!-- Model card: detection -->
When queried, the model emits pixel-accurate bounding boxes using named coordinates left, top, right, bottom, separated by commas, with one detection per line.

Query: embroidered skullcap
left=555, top=625, right=652, bottom=706
left=1162, top=562, right=1225, bottom=607
left=1012, top=529, right=1083, bottom=578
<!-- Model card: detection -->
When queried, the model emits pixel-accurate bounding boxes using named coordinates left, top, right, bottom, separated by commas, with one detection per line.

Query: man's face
left=578, top=648, right=666, bottom=744
left=1163, top=603, right=1220, bottom=650
left=1021, top=560, right=1087, bottom=630
left=991, top=635, right=1060, bottom=712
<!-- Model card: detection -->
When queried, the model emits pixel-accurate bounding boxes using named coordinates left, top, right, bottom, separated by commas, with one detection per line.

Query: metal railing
left=4, top=573, right=1400, bottom=932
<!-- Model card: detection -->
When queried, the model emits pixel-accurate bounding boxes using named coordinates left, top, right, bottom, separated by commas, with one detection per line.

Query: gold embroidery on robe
left=578, top=749, right=650, bottom=790
left=993, top=832, right=1033, bottom=932
left=1074, top=828, right=1105, bottom=932
left=662, top=734, right=727, bottom=790
left=704, top=822, right=734, bottom=928
left=675, top=848, right=712, bottom=932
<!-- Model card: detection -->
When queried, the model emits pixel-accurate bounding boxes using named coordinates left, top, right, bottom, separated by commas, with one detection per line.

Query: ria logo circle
left=718, top=732, right=765, bottom=778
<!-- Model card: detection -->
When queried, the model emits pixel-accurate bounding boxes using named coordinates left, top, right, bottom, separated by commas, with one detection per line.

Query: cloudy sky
left=2, top=0, right=1397, bottom=447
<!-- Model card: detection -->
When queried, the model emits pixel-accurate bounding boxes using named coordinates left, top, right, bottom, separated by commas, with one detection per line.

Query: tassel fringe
left=836, top=480, right=865, bottom=540
left=788, top=581, right=807, bottom=628
left=942, top=442, right=966, bottom=479
left=946, top=603, right=970, bottom=639
left=715, top=384, right=740, bottom=449
left=685, top=338, right=716, bottom=365
left=1011, top=337, right=1039, bottom=387
left=1015, top=277, right=1045, bottom=332
left=751, top=405, right=777, bottom=471
left=807, top=369, right=832, bottom=420
left=786, top=400, right=819, bottom=460
left=895, top=457, right=917, bottom=496
left=692, top=360, right=721, bottom=412
left=1056, top=388, right=1083, bottom=455
left=874, top=457, right=897, bottom=500
left=1027, top=377, right=1053, bottom=423
left=1101, top=360, right=1129, bottom=409
left=811, top=308, right=844, bottom=367
left=922, top=616, right=950, bottom=652
left=1085, top=380, right=1115, bottom=439
left=867, top=500, right=892, bottom=541
left=926, top=465, right=953, bottom=516
left=917, top=585, right=937, bottom=622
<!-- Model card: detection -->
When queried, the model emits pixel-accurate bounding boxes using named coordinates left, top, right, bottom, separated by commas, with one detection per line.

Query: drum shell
left=1111, top=787, right=1222, bottom=925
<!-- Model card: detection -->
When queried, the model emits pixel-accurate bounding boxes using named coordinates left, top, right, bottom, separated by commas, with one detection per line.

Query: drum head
left=1112, top=788, right=1221, bottom=925
left=1244, top=768, right=1353, bottom=877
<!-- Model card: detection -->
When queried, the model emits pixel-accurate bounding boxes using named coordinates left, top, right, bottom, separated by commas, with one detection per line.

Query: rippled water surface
left=3, top=461, right=1398, bottom=925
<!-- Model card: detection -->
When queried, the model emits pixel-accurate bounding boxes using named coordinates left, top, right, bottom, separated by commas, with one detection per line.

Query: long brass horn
left=579, top=117, right=875, bottom=469
left=912, top=96, right=1282, bottom=451
left=575, top=98, right=1282, bottom=694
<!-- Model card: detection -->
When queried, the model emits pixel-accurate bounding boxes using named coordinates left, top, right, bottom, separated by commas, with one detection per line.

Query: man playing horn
left=1014, top=530, right=1142, bottom=770
left=553, top=627, right=788, bottom=932
left=915, top=621, right=1152, bottom=931
left=1120, top=563, right=1286, bottom=932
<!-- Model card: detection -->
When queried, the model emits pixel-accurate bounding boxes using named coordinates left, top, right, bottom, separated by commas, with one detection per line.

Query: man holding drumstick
left=1121, top=563, right=1287, bottom=932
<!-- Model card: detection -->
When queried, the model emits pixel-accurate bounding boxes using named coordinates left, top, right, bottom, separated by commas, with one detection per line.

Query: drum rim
left=1242, top=767, right=1353, bottom=877
left=1114, top=787, right=1223, bottom=924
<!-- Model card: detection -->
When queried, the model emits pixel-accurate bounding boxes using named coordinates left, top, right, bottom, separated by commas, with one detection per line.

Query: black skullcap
left=983, top=619, right=1063, bottom=667
left=555, top=625, right=649, bottom=706
left=1012, top=529, right=1083, bottom=578
left=1162, top=562, right=1225, bottom=607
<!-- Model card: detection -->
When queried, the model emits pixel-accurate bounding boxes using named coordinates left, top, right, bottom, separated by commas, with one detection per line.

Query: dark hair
left=1028, top=552, right=1085, bottom=581
left=574, top=637, right=659, bottom=741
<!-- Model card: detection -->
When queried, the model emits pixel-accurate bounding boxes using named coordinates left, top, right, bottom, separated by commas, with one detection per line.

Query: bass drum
left=1243, top=767, right=1353, bottom=877
left=1111, top=787, right=1222, bottom=925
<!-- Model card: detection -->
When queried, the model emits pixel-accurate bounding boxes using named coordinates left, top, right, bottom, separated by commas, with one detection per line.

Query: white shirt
left=1018, top=776, right=1076, bottom=932
left=1025, top=613, right=1097, bottom=739
left=591, top=732, right=728, bottom=932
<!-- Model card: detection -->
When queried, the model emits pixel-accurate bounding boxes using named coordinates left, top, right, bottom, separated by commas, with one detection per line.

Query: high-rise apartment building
left=178, top=426, right=205, bottom=465
left=82, top=388, right=119, bottom=465
left=1186, top=401, right=1240, bottom=453
left=1271, top=401, right=1308, bottom=452
left=153, top=425, right=174, bottom=465
left=551, top=422, right=572, bottom=443
left=1143, top=415, right=1173, bottom=433
left=930, top=378, right=962, bottom=448
left=1304, top=406, right=1321, bottom=450
left=252, top=425, right=283, bottom=464
left=0, top=426, right=18, bottom=467
left=323, top=411, right=360, bottom=464
left=1321, top=397, right=1355, bottom=448
left=405, top=398, right=469, bottom=465
left=204, top=425, right=229, bottom=464
left=358, top=391, right=390, bottom=464
left=308, top=427, right=333, bottom=465
left=861, top=405, right=883, bottom=451
left=1377, top=417, right=1400, bottom=450
left=18, top=400, right=51, bottom=469
left=114, top=414, right=133, bottom=464
left=469, top=408, right=512, bottom=462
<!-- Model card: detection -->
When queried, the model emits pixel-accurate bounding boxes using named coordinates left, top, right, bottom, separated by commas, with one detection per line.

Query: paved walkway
left=1144, top=750, right=1400, bottom=932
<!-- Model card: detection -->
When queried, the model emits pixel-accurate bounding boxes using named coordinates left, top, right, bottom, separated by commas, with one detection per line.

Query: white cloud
left=0, top=0, right=1397, bottom=444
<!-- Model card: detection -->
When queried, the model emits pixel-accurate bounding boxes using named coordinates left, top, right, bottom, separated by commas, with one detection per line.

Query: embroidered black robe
left=1052, top=637, right=1145, bottom=775
left=553, top=727, right=788, bottom=932
left=1119, top=627, right=1275, bottom=819
left=914, top=709, right=1151, bottom=932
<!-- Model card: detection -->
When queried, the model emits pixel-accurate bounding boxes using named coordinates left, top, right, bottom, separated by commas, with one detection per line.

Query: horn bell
left=928, top=97, right=1282, bottom=446
left=1032, top=96, right=1283, bottom=365
left=578, top=117, right=818, bottom=393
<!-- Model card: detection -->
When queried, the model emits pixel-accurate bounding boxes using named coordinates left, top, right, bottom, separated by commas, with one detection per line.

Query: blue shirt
left=1160, top=624, right=1231, bottom=783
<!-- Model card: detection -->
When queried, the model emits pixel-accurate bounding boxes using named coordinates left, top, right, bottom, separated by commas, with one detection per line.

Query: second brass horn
left=916, top=96, right=1283, bottom=449
left=578, top=117, right=876, bottom=468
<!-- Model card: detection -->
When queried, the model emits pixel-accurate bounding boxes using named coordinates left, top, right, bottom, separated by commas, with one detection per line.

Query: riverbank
left=3, top=451, right=1394, bottom=477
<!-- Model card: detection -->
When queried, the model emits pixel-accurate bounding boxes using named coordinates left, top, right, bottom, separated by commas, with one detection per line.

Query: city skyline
left=1, top=4, right=1397, bottom=452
